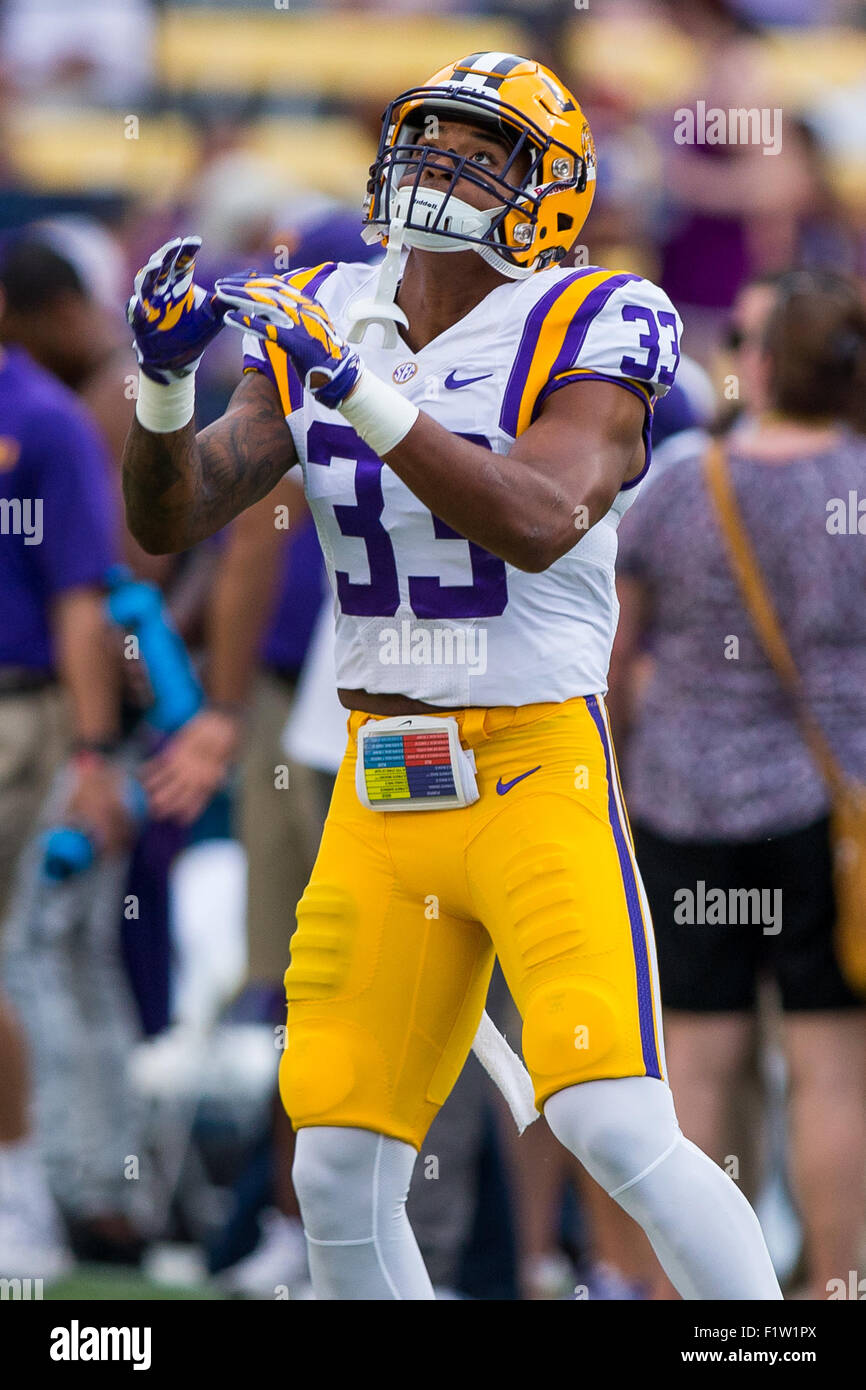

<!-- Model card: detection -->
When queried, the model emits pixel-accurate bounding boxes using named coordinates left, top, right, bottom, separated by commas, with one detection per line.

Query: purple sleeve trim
left=534, top=370, right=653, bottom=419
left=243, top=352, right=275, bottom=383
left=621, top=413, right=653, bottom=490
left=533, top=370, right=654, bottom=491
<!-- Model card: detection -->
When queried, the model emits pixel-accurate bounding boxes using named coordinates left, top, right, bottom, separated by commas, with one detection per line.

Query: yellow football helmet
left=362, top=52, right=597, bottom=279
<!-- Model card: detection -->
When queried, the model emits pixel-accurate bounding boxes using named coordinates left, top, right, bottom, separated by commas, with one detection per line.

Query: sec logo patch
left=392, top=361, right=418, bottom=385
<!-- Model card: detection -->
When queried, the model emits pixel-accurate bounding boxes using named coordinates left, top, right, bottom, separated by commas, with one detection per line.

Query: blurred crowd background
left=1, top=0, right=866, bottom=1300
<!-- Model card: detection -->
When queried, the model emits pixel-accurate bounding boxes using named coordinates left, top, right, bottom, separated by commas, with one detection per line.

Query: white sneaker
left=0, top=1141, right=72, bottom=1283
left=217, top=1209, right=309, bottom=1298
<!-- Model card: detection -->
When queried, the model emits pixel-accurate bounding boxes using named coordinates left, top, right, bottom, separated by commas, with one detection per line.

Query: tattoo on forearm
left=122, top=373, right=295, bottom=553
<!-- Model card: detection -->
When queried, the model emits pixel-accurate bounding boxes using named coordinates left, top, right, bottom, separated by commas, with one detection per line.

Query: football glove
left=215, top=273, right=361, bottom=408
left=128, top=236, right=226, bottom=385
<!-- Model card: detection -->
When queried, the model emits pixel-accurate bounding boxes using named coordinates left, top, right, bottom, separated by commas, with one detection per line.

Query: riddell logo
left=50, top=1320, right=152, bottom=1371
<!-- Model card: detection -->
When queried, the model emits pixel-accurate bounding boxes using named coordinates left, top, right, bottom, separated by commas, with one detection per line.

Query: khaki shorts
left=239, top=670, right=331, bottom=986
left=0, top=685, right=69, bottom=926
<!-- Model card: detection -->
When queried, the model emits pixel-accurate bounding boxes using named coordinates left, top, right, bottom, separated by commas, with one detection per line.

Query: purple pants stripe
left=585, top=693, right=661, bottom=1079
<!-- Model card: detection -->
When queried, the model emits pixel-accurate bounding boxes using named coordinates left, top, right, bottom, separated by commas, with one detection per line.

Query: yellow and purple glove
left=215, top=273, right=361, bottom=408
left=128, top=236, right=226, bottom=385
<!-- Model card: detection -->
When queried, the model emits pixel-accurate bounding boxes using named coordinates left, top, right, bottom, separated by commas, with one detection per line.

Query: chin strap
left=346, top=218, right=410, bottom=349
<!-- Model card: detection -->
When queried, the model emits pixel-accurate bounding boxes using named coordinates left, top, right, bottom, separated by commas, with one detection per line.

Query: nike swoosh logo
left=496, top=766, right=541, bottom=795
left=444, top=371, right=494, bottom=390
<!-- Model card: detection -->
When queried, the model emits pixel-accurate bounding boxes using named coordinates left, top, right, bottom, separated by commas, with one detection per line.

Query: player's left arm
left=378, top=380, right=646, bottom=572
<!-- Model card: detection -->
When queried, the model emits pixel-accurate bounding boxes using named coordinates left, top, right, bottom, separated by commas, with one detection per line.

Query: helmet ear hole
left=557, top=213, right=573, bottom=232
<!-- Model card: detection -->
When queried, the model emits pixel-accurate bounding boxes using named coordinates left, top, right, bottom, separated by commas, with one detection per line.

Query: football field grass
left=43, top=1266, right=228, bottom=1300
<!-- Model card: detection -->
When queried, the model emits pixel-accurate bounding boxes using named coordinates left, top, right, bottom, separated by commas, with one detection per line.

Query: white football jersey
left=243, top=258, right=682, bottom=707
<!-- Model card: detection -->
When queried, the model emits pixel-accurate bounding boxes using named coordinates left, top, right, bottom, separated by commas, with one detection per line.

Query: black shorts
left=632, top=816, right=864, bottom=1013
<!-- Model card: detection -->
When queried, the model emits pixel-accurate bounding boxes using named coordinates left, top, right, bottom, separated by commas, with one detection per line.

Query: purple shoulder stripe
left=547, top=271, right=642, bottom=385
left=302, top=261, right=339, bottom=298
left=278, top=263, right=338, bottom=408
left=535, top=370, right=652, bottom=420
left=284, top=358, right=304, bottom=412
left=499, top=268, right=598, bottom=437
left=243, top=344, right=276, bottom=385
left=243, top=344, right=303, bottom=413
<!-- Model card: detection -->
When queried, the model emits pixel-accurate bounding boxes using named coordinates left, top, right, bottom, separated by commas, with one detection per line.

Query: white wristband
left=338, top=368, right=419, bottom=457
left=135, top=371, right=196, bottom=434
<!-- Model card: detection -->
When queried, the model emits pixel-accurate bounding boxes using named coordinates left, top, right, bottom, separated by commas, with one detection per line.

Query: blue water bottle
left=40, top=570, right=205, bottom=879
left=105, top=566, right=203, bottom=731
left=40, top=777, right=149, bottom=881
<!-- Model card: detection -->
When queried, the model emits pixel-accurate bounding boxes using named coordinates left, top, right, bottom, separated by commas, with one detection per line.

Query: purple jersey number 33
left=307, top=421, right=508, bottom=620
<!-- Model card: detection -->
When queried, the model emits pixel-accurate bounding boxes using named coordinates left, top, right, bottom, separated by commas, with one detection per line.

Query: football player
left=123, top=53, right=781, bottom=1300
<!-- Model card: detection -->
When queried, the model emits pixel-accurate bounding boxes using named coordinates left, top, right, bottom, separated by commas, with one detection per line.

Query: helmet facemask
left=363, top=84, right=588, bottom=280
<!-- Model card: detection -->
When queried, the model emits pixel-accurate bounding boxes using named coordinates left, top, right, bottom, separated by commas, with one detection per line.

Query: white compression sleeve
left=292, top=1126, right=434, bottom=1300
left=544, top=1077, right=782, bottom=1300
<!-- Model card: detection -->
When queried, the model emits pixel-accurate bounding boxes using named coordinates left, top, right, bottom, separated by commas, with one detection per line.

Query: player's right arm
left=121, top=236, right=297, bottom=555
left=123, top=370, right=296, bottom=554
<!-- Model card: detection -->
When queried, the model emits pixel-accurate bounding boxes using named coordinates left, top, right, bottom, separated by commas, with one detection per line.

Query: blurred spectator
left=0, top=0, right=155, bottom=104
left=0, top=317, right=126, bottom=902
left=0, top=227, right=167, bottom=581
left=712, top=270, right=784, bottom=433
left=658, top=0, right=814, bottom=359
left=613, top=269, right=866, bottom=1298
left=0, top=307, right=130, bottom=1276
left=643, top=353, right=716, bottom=482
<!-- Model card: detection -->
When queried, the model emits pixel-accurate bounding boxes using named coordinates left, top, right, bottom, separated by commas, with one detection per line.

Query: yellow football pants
left=278, top=695, right=666, bottom=1151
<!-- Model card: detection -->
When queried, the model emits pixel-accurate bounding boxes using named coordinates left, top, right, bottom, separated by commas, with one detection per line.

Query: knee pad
left=292, top=1126, right=415, bottom=1244
left=522, top=978, right=621, bottom=1083
left=544, top=1075, right=680, bottom=1196
left=279, top=1018, right=389, bottom=1127
left=279, top=1021, right=357, bottom=1121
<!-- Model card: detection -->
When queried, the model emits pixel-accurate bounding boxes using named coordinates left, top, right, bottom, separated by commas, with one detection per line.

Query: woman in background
left=612, top=270, right=866, bottom=1298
